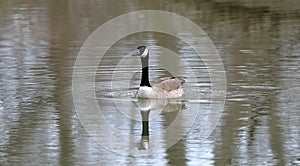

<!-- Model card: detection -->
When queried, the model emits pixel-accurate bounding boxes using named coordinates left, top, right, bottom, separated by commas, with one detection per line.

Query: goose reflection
left=136, top=97, right=185, bottom=150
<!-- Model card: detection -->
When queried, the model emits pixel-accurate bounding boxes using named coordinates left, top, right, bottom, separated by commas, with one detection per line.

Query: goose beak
left=132, top=49, right=141, bottom=56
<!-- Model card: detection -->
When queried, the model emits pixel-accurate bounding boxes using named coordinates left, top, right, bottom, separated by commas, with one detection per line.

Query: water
left=0, top=0, right=300, bottom=165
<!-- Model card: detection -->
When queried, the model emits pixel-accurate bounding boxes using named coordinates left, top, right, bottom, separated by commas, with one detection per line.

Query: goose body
left=137, top=77, right=185, bottom=98
left=132, top=46, right=185, bottom=98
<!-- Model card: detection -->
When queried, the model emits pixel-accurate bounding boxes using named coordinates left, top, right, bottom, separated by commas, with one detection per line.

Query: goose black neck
left=140, top=56, right=151, bottom=87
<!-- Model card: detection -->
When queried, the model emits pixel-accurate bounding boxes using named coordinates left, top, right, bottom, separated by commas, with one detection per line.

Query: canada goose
left=132, top=46, right=185, bottom=98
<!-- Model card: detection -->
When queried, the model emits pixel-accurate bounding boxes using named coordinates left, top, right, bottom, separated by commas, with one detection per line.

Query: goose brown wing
left=150, top=77, right=185, bottom=92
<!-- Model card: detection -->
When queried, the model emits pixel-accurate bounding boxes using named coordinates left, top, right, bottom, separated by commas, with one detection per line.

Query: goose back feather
left=150, top=77, right=185, bottom=92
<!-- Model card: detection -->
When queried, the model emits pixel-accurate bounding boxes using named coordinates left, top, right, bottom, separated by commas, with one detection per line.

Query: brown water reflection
left=0, top=0, right=299, bottom=165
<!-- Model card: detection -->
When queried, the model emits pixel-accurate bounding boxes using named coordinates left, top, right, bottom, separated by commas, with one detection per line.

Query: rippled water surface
left=0, top=0, right=300, bottom=165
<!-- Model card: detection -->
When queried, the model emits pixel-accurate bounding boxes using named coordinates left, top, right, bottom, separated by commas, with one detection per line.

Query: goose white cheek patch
left=141, top=48, right=148, bottom=58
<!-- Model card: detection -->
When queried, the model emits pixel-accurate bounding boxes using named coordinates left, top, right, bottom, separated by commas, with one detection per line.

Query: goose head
left=132, top=45, right=149, bottom=58
left=132, top=45, right=149, bottom=69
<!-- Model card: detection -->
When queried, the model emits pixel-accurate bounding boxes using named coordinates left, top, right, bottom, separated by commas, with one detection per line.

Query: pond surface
left=0, top=0, right=299, bottom=165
